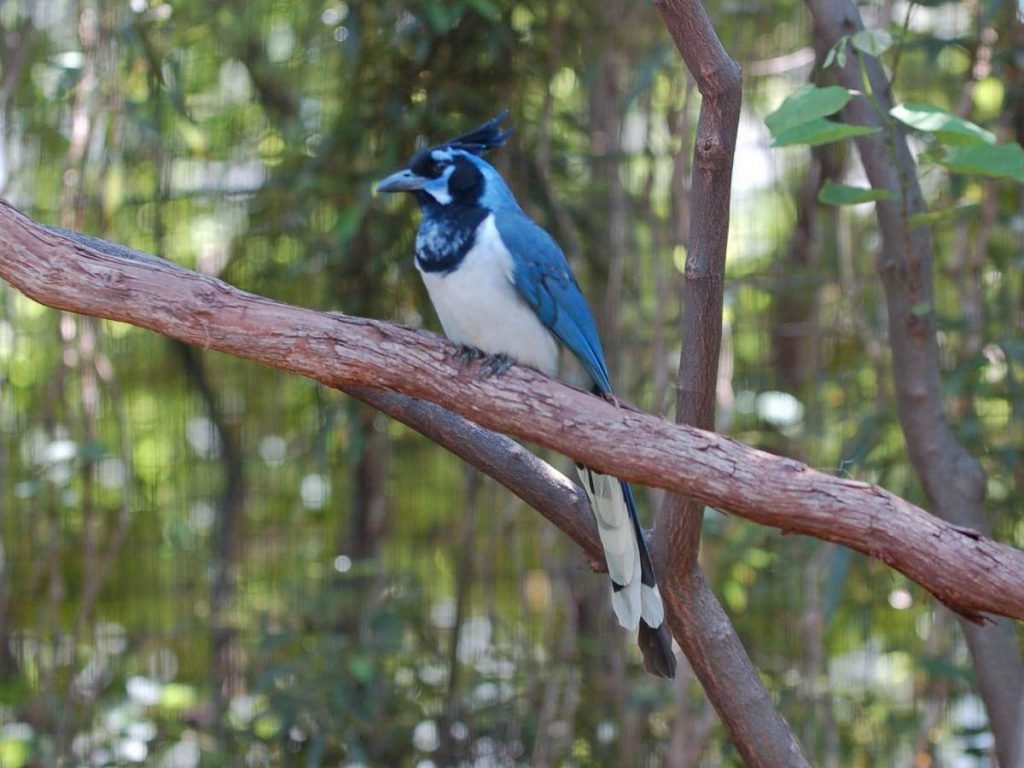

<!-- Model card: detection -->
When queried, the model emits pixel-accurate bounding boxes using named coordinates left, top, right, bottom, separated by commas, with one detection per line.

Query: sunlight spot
left=97, top=457, right=126, bottom=489
left=299, top=473, right=329, bottom=509
left=259, top=435, right=288, bottom=466
left=412, top=720, right=440, bottom=752
left=430, top=599, right=456, bottom=629
left=887, top=588, right=912, bottom=610
left=596, top=721, right=617, bottom=744
left=186, top=417, right=221, bottom=459
left=756, top=390, right=804, bottom=427
left=126, top=675, right=162, bottom=706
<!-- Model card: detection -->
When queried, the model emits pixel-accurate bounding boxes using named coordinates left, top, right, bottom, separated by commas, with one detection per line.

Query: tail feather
left=576, top=465, right=642, bottom=629
left=640, top=583, right=665, bottom=628
left=575, top=465, right=675, bottom=678
left=621, top=482, right=665, bottom=628
left=610, top=581, right=641, bottom=630
left=639, top=621, right=677, bottom=679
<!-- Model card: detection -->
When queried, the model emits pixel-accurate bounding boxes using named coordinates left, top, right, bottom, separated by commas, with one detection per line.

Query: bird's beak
left=376, top=168, right=427, bottom=194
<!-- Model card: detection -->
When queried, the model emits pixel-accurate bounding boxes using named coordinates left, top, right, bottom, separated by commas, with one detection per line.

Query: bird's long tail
left=575, top=464, right=676, bottom=678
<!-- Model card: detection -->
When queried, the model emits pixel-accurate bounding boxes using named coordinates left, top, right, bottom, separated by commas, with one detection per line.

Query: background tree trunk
left=804, top=0, right=1024, bottom=763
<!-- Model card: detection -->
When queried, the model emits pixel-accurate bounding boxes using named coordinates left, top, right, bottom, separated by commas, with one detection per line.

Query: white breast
left=417, top=214, right=560, bottom=377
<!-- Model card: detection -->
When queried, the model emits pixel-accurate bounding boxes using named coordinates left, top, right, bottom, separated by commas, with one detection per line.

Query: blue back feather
left=491, top=205, right=614, bottom=394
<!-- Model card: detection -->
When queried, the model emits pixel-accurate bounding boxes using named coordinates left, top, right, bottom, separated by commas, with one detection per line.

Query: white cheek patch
left=424, top=182, right=451, bottom=204
left=424, top=164, right=455, bottom=205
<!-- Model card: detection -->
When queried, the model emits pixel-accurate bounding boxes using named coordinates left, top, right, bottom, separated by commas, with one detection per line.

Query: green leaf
left=818, top=180, right=895, bottom=205
left=79, top=439, right=108, bottom=460
left=368, top=610, right=405, bottom=652
left=823, top=37, right=848, bottom=69
left=0, top=738, right=30, bottom=768
left=908, top=203, right=979, bottom=228
left=771, top=118, right=879, bottom=147
left=253, top=714, right=283, bottom=740
left=423, top=3, right=458, bottom=32
left=890, top=103, right=995, bottom=146
left=159, top=683, right=199, bottom=712
left=925, top=651, right=970, bottom=684
left=911, top=301, right=932, bottom=317
left=850, top=29, right=893, bottom=57
left=936, top=142, right=1024, bottom=182
left=466, top=0, right=499, bottom=18
left=348, top=654, right=374, bottom=683
left=765, top=85, right=854, bottom=136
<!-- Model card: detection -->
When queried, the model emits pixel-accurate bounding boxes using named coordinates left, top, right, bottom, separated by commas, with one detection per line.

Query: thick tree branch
left=1, top=202, right=1022, bottom=628
left=652, top=1, right=809, bottom=765
left=803, top=2, right=1024, bottom=765
left=345, top=386, right=603, bottom=566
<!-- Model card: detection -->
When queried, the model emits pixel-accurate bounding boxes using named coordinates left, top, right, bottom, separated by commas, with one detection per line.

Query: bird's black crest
left=440, top=109, right=514, bottom=156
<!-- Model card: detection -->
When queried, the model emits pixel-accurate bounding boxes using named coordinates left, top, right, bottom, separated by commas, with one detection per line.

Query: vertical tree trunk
left=346, top=403, right=389, bottom=561
left=176, top=343, right=245, bottom=742
left=589, top=16, right=629, bottom=377
left=651, top=1, right=811, bottom=764
left=803, top=1, right=1024, bottom=764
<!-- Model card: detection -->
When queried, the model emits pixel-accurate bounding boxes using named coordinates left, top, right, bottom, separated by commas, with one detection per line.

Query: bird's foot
left=451, top=345, right=512, bottom=378
left=479, top=352, right=513, bottom=378
left=453, top=344, right=485, bottom=366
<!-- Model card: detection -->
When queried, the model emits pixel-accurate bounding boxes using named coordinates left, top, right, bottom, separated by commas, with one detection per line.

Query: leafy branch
left=766, top=27, right=1024, bottom=212
left=795, top=0, right=1024, bottom=761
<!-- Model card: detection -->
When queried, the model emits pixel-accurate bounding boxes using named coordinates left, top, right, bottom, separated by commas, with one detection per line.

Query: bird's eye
left=428, top=159, right=445, bottom=177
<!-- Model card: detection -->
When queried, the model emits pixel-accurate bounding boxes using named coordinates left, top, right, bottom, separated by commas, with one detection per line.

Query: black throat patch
left=414, top=205, right=489, bottom=274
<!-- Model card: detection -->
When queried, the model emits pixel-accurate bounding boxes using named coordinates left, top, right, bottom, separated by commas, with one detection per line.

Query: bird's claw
left=451, top=345, right=511, bottom=377
left=479, top=353, right=513, bottom=378
left=454, top=344, right=484, bottom=365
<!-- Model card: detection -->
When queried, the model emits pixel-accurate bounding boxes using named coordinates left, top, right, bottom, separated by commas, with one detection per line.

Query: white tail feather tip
left=640, top=584, right=665, bottom=627
left=611, top=581, right=641, bottom=631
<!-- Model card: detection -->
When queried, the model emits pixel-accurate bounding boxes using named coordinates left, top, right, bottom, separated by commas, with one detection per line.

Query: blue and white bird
left=378, top=112, right=676, bottom=678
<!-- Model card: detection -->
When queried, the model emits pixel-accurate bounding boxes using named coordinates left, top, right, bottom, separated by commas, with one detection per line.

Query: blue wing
left=495, top=209, right=675, bottom=676
left=493, top=210, right=613, bottom=394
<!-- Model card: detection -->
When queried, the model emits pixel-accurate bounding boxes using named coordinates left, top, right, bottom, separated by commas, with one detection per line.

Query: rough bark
left=652, top=0, right=810, bottom=765
left=0, top=204, right=1021, bottom=628
left=803, top=0, right=1024, bottom=764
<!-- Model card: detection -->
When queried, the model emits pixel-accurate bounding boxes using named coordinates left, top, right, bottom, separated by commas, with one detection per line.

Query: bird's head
left=377, top=110, right=517, bottom=210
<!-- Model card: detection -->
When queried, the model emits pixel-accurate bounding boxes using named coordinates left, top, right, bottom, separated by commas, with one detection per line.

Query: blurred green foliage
left=0, top=0, right=1021, bottom=765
